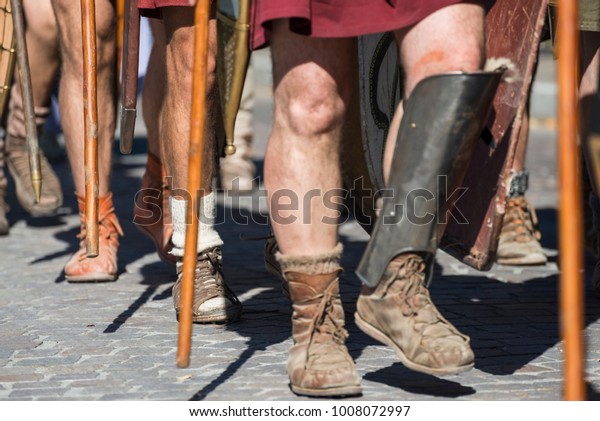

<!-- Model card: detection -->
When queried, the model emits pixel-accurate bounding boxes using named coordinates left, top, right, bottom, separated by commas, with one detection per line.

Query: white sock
left=170, top=193, right=223, bottom=257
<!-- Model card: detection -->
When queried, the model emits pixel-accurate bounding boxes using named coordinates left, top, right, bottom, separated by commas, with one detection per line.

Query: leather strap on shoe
left=76, top=193, right=124, bottom=240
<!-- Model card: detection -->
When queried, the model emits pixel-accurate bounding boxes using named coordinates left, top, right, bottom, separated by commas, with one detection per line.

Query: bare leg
left=382, top=3, right=484, bottom=182
left=19, top=0, right=59, bottom=110
left=161, top=7, right=217, bottom=193
left=52, top=0, right=116, bottom=197
left=496, top=106, right=547, bottom=266
left=142, top=19, right=166, bottom=160
left=512, top=108, right=529, bottom=173
left=52, top=0, right=122, bottom=282
left=160, top=7, right=241, bottom=324
left=266, top=21, right=354, bottom=256
left=134, top=19, right=174, bottom=264
left=266, top=20, right=363, bottom=398
left=3, top=0, right=62, bottom=217
left=356, top=3, right=485, bottom=377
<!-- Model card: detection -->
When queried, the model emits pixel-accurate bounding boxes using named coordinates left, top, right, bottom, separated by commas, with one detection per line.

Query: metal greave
left=356, top=71, right=503, bottom=287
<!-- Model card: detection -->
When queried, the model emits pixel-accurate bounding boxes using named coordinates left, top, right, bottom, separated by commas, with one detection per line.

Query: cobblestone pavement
left=1, top=49, right=599, bottom=401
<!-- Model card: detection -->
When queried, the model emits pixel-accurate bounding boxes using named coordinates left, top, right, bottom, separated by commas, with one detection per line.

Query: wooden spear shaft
left=81, top=0, right=99, bottom=257
left=116, top=0, right=124, bottom=96
left=10, top=0, right=41, bottom=203
left=177, top=0, right=211, bottom=368
left=557, top=0, right=585, bottom=401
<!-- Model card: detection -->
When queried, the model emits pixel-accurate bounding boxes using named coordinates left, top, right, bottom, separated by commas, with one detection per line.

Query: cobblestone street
left=1, top=49, right=599, bottom=401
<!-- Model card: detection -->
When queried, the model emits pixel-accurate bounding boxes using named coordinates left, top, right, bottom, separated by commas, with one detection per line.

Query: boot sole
left=176, top=306, right=242, bottom=324
left=355, top=312, right=474, bottom=376
left=496, top=253, right=547, bottom=266
left=66, top=272, right=117, bottom=283
left=290, top=384, right=362, bottom=398
left=7, top=159, right=62, bottom=217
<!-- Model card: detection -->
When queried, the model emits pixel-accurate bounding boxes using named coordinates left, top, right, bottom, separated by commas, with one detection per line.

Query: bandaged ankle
left=170, top=193, right=223, bottom=257
left=276, top=243, right=343, bottom=275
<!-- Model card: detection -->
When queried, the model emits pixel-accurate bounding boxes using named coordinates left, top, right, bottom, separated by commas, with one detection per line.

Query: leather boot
left=496, top=195, right=546, bottom=265
left=133, top=153, right=175, bottom=264
left=65, top=193, right=123, bottom=282
left=5, top=134, right=63, bottom=216
left=356, top=253, right=474, bottom=376
left=172, top=247, right=242, bottom=323
left=286, top=271, right=362, bottom=397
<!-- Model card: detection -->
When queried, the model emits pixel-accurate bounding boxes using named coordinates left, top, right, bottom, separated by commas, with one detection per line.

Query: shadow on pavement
left=363, top=364, right=476, bottom=398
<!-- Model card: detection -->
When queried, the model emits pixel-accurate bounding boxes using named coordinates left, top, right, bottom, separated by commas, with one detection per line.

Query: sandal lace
left=503, top=196, right=539, bottom=243
left=303, top=283, right=349, bottom=368
left=387, top=255, right=462, bottom=342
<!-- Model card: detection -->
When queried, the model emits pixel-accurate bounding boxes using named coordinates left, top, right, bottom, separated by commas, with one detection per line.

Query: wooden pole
left=557, top=0, right=585, bottom=401
left=10, top=0, right=41, bottom=203
left=116, top=0, right=124, bottom=96
left=176, top=0, right=211, bottom=368
left=81, top=0, right=99, bottom=257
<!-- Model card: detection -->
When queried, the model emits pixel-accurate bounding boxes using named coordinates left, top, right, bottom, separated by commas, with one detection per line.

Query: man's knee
left=166, top=22, right=218, bottom=92
left=52, top=0, right=115, bottom=70
left=275, top=65, right=347, bottom=139
left=398, top=2, right=485, bottom=92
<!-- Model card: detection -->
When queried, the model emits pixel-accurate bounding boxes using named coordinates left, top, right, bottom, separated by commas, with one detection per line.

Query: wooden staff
left=10, top=0, right=41, bottom=203
left=557, top=0, right=585, bottom=400
left=177, top=0, right=211, bottom=368
left=81, top=0, right=99, bottom=257
left=116, top=0, right=124, bottom=92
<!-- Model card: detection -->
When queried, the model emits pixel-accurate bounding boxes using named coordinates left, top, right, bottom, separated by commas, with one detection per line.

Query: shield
left=342, top=34, right=400, bottom=231
left=343, top=0, right=549, bottom=271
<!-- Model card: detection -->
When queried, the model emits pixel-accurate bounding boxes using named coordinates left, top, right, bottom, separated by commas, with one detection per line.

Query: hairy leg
left=142, top=19, right=166, bottom=160
left=5, top=0, right=60, bottom=135
left=51, top=0, right=116, bottom=196
left=267, top=20, right=354, bottom=256
left=22, top=0, right=59, bottom=107
left=160, top=7, right=218, bottom=194
left=3, top=0, right=62, bottom=214
left=580, top=32, right=600, bottom=150
left=382, top=2, right=485, bottom=182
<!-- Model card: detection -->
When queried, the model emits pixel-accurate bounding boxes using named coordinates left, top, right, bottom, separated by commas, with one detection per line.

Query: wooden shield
left=343, top=0, right=548, bottom=270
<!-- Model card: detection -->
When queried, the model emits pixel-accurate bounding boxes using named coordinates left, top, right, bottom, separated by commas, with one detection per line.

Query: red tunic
left=138, top=1, right=467, bottom=49
left=138, top=0, right=192, bottom=9
left=138, top=0, right=194, bottom=18
left=250, top=0, right=466, bottom=49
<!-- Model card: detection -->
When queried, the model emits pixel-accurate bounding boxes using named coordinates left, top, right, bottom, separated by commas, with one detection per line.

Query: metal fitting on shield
left=356, top=70, right=504, bottom=288
left=507, top=170, right=529, bottom=198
